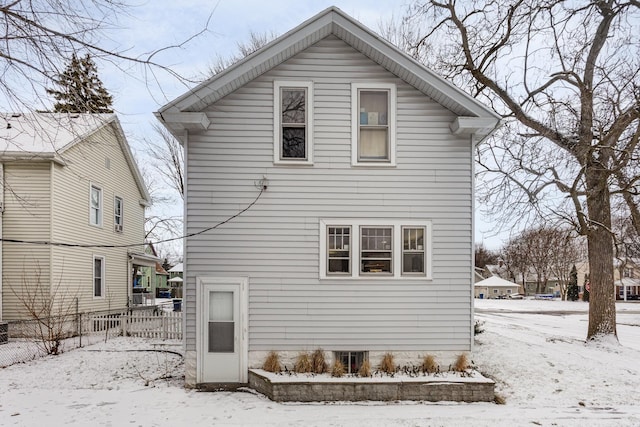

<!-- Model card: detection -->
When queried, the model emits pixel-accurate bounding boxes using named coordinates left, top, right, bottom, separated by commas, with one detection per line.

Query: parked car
left=508, top=293, right=524, bottom=300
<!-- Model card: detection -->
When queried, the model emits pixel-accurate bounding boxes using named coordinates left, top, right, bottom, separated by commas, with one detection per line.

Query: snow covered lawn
left=1, top=299, right=639, bottom=426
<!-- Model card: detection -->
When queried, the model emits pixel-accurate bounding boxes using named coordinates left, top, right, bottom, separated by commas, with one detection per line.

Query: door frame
left=196, top=276, right=248, bottom=383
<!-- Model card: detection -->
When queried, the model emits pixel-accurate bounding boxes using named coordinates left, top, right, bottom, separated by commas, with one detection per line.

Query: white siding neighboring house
left=474, top=276, right=520, bottom=299
left=0, top=113, right=152, bottom=322
left=156, top=7, right=500, bottom=387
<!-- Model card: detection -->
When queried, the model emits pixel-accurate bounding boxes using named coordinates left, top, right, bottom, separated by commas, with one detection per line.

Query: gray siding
left=185, top=36, right=473, bottom=352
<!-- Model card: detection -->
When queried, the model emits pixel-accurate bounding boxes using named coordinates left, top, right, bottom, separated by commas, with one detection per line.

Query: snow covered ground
left=1, top=299, right=639, bottom=426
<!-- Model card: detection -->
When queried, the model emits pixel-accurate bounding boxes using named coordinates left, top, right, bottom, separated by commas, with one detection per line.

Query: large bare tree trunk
left=585, top=168, right=617, bottom=339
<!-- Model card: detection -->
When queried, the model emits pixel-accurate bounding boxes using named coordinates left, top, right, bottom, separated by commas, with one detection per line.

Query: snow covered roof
left=0, top=112, right=151, bottom=205
left=156, top=7, right=500, bottom=141
left=475, top=276, right=519, bottom=288
left=168, top=263, right=183, bottom=273
left=1, top=113, right=114, bottom=156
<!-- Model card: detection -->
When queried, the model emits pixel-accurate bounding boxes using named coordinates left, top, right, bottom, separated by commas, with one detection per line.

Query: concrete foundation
left=248, top=369, right=495, bottom=402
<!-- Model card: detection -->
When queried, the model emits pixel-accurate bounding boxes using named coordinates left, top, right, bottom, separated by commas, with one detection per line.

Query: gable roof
left=168, top=262, right=183, bottom=273
left=475, top=276, right=520, bottom=288
left=1, top=112, right=151, bottom=205
left=156, top=6, right=500, bottom=139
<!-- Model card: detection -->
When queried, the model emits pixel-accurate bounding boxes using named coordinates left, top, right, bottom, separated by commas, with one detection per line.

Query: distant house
left=575, top=259, right=640, bottom=301
left=137, top=243, right=170, bottom=298
left=156, top=7, right=500, bottom=387
left=474, top=276, right=520, bottom=299
left=167, top=262, right=183, bottom=298
left=0, top=113, right=154, bottom=323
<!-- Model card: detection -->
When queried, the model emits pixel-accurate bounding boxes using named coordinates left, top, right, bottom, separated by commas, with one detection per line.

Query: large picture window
left=320, top=219, right=431, bottom=279
left=352, top=83, right=396, bottom=166
left=274, top=81, right=313, bottom=164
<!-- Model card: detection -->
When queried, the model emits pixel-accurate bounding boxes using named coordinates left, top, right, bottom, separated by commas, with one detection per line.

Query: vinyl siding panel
left=2, top=163, right=52, bottom=320
left=184, top=36, right=473, bottom=353
left=50, top=125, right=146, bottom=313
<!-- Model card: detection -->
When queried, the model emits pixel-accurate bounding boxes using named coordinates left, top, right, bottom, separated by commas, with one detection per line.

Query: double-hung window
left=114, top=196, right=123, bottom=232
left=274, top=81, right=313, bottom=164
left=94, top=255, right=105, bottom=298
left=402, top=227, right=426, bottom=276
left=360, top=227, right=393, bottom=274
left=90, top=184, right=102, bottom=227
left=352, top=83, right=396, bottom=166
left=320, top=220, right=431, bottom=279
left=327, top=226, right=351, bottom=274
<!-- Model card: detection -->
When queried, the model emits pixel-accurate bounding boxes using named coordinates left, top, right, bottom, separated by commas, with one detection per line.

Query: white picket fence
left=90, top=310, right=183, bottom=340
left=120, top=311, right=183, bottom=340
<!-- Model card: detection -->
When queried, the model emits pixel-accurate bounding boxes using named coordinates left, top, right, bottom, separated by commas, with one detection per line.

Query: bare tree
left=548, top=229, right=583, bottom=300
left=503, top=236, right=529, bottom=290
left=503, top=226, right=582, bottom=298
left=0, top=1, right=208, bottom=111
left=405, top=0, right=640, bottom=340
left=10, top=265, right=79, bottom=355
left=207, top=31, right=278, bottom=76
left=144, top=123, right=184, bottom=200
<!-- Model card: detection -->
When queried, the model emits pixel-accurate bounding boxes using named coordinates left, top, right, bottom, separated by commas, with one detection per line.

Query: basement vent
left=0, top=322, right=8, bottom=344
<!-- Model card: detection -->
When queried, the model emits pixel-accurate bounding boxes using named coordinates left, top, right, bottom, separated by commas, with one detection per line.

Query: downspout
left=470, top=134, right=476, bottom=352
left=0, top=163, right=4, bottom=321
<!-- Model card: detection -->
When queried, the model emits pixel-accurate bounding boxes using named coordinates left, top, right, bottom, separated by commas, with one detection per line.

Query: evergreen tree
left=583, top=274, right=590, bottom=302
left=46, top=53, right=113, bottom=113
left=567, top=265, right=579, bottom=301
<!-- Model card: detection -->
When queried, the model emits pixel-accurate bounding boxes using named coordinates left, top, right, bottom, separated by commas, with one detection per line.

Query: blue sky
left=95, top=0, right=504, bottom=251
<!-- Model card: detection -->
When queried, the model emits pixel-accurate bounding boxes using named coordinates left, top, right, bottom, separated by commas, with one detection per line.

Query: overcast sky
left=95, top=0, right=505, bottom=252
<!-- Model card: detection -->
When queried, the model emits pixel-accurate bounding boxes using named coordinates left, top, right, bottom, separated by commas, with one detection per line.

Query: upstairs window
left=274, top=81, right=313, bottom=165
left=114, top=196, right=123, bottom=232
left=352, top=83, right=396, bottom=166
left=90, top=184, right=102, bottom=227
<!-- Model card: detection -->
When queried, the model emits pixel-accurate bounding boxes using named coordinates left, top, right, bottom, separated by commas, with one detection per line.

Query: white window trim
left=351, top=82, right=397, bottom=167
left=273, top=80, right=314, bottom=165
left=114, top=195, right=123, bottom=233
left=89, top=183, right=103, bottom=227
left=93, top=255, right=105, bottom=299
left=320, top=219, right=432, bottom=280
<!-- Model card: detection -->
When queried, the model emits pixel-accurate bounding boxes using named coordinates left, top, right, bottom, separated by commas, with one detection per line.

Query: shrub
left=358, top=359, right=371, bottom=377
left=453, top=353, right=469, bottom=372
left=294, top=352, right=312, bottom=373
left=494, top=394, right=506, bottom=405
left=379, top=353, right=396, bottom=375
left=311, top=348, right=327, bottom=374
left=331, top=359, right=345, bottom=377
left=421, top=354, right=439, bottom=374
left=262, top=351, right=282, bottom=373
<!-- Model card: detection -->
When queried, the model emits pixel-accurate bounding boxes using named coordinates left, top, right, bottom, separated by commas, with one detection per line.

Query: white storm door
left=198, top=278, right=247, bottom=383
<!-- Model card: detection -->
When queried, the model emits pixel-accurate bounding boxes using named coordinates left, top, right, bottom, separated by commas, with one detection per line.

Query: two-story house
left=0, top=113, right=154, bottom=325
left=157, top=7, right=500, bottom=387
